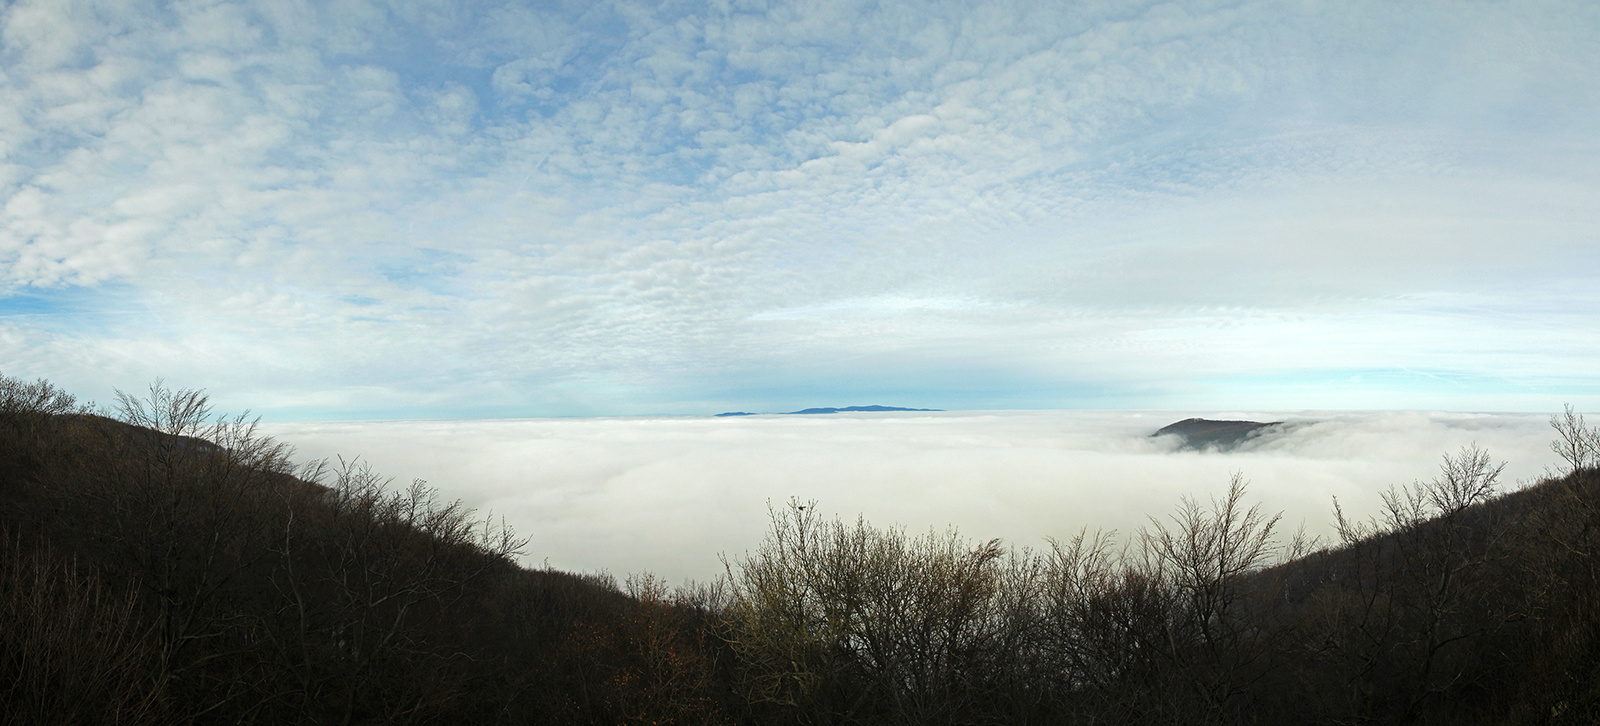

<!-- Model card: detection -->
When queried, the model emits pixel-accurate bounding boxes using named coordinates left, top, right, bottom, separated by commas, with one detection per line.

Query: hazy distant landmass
left=716, top=405, right=941, bottom=417
left=1153, top=418, right=1285, bottom=451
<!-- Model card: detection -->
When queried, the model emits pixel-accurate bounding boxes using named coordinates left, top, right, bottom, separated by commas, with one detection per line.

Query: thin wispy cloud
left=2, top=1, right=1596, bottom=416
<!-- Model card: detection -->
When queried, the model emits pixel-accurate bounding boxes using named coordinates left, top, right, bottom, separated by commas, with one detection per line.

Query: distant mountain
left=715, top=405, right=940, bottom=417
left=788, top=405, right=940, bottom=414
left=1153, top=418, right=1284, bottom=452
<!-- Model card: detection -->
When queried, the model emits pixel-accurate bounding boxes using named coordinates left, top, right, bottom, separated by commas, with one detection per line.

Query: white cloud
left=0, top=0, right=1596, bottom=417
left=260, top=409, right=1564, bottom=585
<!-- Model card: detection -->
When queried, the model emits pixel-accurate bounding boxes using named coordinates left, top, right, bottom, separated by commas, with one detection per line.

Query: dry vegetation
left=2, top=372, right=1598, bottom=724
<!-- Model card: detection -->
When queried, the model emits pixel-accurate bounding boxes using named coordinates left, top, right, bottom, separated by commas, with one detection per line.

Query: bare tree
left=1038, top=528, right=1170, bottom=720
left=0, top=373, right=92, bottom=484
left=1517, top=407, right=1600, bottom=721
left=721, top=499, right=1019, bottom=725
left=1550, top=404, right=1600, bottom=478
left=1136, top=473, right=1300, bottom=724
left=0, top=540, right=167, bottom=726
left=1321, top=445, right=1510, bottom=722
left=263, top=457, right=526, bottom=723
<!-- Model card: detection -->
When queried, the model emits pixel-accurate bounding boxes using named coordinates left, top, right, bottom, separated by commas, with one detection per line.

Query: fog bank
left=261, top=410, right=1561, bottom=585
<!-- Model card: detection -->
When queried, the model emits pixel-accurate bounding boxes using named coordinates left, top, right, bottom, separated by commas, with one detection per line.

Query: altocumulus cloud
left=262, top=410, right=1562, bottom=585
left=1, top=0, right=1598, bottom=417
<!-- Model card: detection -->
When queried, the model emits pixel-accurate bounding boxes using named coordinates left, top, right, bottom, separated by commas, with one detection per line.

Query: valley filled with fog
left=262, top=410, right=1560, bottom=585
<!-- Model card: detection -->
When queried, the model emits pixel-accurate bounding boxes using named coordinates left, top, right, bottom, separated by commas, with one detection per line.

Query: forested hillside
left=3, top=372, right=1598, bottom=725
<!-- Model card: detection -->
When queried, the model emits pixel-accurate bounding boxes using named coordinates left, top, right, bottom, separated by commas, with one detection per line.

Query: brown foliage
left=0, top=541, right=166, bottom=725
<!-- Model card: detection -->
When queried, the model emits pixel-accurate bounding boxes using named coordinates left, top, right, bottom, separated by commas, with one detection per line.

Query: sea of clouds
left=260, top=410, right=1563, bottom=586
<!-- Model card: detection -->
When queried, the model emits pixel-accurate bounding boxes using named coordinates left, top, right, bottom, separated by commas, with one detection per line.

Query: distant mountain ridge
left=1153, top=418, right=1285, bottom=451
left=716, top=405, right=940, bottom=417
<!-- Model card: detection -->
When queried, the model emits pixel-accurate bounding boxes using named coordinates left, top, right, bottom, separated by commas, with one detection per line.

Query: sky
left=260, top=409, right=1565, bottom=584
left=2, top=0, right=1599, bottom=418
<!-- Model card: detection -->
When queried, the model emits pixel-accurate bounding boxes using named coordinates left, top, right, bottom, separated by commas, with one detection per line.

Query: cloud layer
left=262, top=409, right=1563, bottom=584
left=3, top=0, right=1598, bottom=416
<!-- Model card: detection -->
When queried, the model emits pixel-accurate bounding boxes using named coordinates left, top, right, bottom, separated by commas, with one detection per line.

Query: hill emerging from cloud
left=1153, top=418, right=1288, bottom=452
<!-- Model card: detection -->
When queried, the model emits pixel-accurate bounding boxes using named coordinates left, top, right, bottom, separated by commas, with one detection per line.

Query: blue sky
left=2, top=0, right=1597, bottom=419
